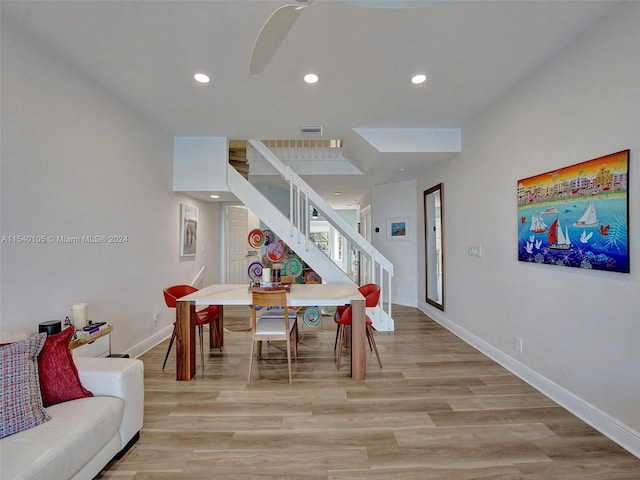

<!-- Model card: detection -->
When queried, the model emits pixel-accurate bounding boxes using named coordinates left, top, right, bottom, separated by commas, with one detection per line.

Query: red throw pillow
left=38, top=327, right=93, bottom=407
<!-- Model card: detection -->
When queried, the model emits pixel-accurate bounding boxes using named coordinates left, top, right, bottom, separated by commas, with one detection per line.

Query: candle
left=71, top=303, right=87, bottom=328
left=262, top=268, right=271, bottom=284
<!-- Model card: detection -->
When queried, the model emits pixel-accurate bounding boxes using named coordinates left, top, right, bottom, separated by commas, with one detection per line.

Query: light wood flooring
left=98, top=305, right=640, bottom=479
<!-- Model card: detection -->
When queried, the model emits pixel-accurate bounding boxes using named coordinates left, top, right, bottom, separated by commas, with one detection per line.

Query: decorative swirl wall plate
left=263, top=229, right=274, bottom=246
left=305, top=270, right=321, bottom=284
left=303, top=307, right=321, bottom=327
left=284, top=258, right=302, bottom=276
left=267, top=241, right=285, bottom=261
left=248, top=229, right=265, bottom=248
left=321, top=305, right=337, bottom=316
left=247, top=261, right=263, bottom=281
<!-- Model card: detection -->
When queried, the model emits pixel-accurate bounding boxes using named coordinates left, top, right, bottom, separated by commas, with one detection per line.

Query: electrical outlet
left=152, top=312, right=160, bottom=326
left=468, top=245, right=482, bottom=257
left=515, top=336, right=523, bottom=353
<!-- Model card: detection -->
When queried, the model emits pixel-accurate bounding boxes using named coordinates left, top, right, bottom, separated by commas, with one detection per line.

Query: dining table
left=175, top=283, right=366, bottom=381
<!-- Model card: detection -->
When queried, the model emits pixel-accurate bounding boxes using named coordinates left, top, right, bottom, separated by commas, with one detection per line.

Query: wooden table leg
left=350, top=298, right=366, bottom=380
left=209, top=305, right=224, bottom=349
left=176, top=300, right=196, bottom=381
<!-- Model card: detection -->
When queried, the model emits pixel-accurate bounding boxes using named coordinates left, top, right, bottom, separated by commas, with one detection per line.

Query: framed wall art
left=517, top=150, right=629, bottom=273
left=387, top=217, right=409, bottom=241
left=180, top=203, right=198, bottom=256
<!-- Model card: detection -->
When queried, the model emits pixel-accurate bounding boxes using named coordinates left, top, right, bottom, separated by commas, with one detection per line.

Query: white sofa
left=0, top=356, right=144, bottom=480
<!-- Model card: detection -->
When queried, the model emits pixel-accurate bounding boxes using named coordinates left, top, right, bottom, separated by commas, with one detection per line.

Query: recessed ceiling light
left=304, top=73, right=319, bottom=84
left=334, top=191, right=341, bottom=196
left=194, top=73, right=210, bottom=84
left=210, top=194, right=219, bottom=199
left=411, top=74, right=427, bottom=85
left=399, top=167, right=406, bottom=172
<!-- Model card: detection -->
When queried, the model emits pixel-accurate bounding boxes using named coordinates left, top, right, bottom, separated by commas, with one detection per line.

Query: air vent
left=300, top=125, right=323, bottom=136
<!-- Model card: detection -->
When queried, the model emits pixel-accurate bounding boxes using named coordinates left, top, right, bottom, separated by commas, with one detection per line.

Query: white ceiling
left=1, top=0, right=618, bottom=207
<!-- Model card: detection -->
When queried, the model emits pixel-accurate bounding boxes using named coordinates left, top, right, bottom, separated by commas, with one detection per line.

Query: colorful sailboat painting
left=517, top=150, right=629, bottom=273
left=573, top=200, right=599, bottom=227
left=540, top=207, right=558, bottom=215
left=548, top=217, right=571, bottom=250
left=529, top=214, right=547, bottom=233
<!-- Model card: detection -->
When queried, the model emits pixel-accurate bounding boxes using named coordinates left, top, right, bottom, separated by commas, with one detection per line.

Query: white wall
left=0, top=18, right=219, bottom=355
left=372, top=179, right=418, bottom=307
left=173, top=136, right=229, bottom=192
left=417, top=2, right=639, bottom=455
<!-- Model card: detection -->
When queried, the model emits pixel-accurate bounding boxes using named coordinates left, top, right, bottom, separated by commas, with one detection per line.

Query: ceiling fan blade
left=249, top=2, right=310, bottom=75
left=340, top=0, right=446, bottom=8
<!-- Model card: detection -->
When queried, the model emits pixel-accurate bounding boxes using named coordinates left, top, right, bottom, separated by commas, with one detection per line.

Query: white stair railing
left=247, top=139, right=394, bottom=330
left=190, top=266, right=206, bottom=288
left=227, top=167, right=352, bottom=284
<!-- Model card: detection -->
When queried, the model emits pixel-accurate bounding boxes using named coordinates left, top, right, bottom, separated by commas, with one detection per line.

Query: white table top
left=180, top=283, right=364, bottom=307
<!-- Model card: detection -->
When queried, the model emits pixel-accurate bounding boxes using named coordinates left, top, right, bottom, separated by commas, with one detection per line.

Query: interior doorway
left=224, top=204, right=248, bottom=284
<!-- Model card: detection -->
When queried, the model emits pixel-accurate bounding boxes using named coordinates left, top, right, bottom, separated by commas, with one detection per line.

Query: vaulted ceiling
left=1, top=0, right=618, bottom=207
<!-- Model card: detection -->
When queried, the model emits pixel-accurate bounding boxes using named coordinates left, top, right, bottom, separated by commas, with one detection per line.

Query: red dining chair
left=334, top=305, right=382, bottom=370
left=162, top=284, right=221, bottom=371
left=334, top=283, right=380, bottom=351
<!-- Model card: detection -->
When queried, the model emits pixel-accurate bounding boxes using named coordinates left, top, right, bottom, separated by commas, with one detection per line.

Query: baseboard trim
left=418, top=303, right=640, bottom=459
left=384, top=295, right=416, bottom=308
left=123, top=325, right=173, bottom=359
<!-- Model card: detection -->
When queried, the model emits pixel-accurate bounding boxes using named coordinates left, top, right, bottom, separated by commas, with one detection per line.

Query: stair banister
left=304, top=189, right=310, bottom=251
left=288, top=168, right=294, bottom=237
left=190, top=266, right=205, bottom=288
left=227, top=167, right=352, bottom=284
left=248, top=139, right=393, bottom=275
left=242, top=141, right=395, bottom=331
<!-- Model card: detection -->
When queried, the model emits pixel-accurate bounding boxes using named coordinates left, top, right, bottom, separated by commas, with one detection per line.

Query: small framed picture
left=387, top=217, right=409, bottom=241
left=180, top=204, right=198, bottom=256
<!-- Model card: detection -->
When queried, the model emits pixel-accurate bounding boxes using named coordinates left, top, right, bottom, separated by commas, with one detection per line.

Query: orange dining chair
left=162, top=284, right=221, bottom=371
left=334, top=283, right=380, bottom=351
left=334, top=305, right=382, bottom=370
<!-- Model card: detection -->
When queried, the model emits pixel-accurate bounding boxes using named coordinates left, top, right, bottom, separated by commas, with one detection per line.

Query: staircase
left=227, top=166, right=353, bottom=284
left=173, top=136, right=394, bottom=330
left=240, top=140, right=394, bottom=330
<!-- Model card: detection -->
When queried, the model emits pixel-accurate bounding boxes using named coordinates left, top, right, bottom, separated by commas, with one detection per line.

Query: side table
left=70, top=325, right=113, bottom=358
